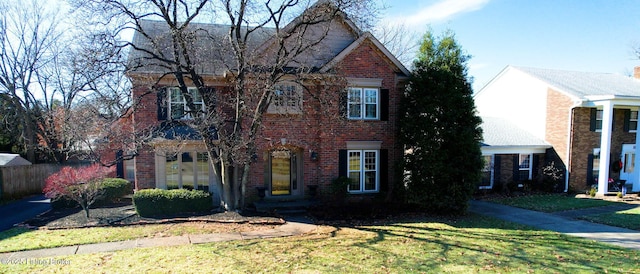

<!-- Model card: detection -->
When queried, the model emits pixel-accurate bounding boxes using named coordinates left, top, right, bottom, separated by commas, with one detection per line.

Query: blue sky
left=381, top=0, right=640, bottom=91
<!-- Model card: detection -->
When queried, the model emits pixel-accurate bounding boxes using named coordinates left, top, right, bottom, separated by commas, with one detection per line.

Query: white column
left=597, top=102, right=614, bottom=195
left=634, top=129, right=640, bottom=192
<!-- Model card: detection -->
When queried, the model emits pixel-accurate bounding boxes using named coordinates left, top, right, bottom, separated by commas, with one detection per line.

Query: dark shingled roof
left=128, top=20, right=275, bottom=75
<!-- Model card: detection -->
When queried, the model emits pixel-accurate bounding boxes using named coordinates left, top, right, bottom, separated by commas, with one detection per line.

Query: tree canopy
left=400, top=30, right=483, bottom=215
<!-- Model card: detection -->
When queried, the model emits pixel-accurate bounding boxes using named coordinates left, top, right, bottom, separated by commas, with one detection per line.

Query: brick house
left=478, top=116, right=550, bottom=191
left=475, top=66, right=640, bottom=194
left=120, top=4, right=410, bottom=205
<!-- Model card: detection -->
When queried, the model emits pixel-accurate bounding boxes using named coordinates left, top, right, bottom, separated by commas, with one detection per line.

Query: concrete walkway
left=0, top=215, right=317, bottom=260
left=469, top=200, right=640, bottom=250
left=3, top=201, right=640, bottom=260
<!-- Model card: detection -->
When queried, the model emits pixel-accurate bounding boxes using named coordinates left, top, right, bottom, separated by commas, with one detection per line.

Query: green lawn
left=580, top=207, right=640, bottom=230
left=2, top=215, right=639, bottom=273
left=489, top=194, right=617, bottom=212
left=0, top=222, right=276, bottom=253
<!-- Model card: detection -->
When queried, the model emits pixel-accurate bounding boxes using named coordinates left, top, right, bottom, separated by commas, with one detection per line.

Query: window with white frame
left=165, top=151, right=212, bottom=191
left=268, top=83, right=302, bottom=114
left=592, top=149, right=600, bottom=182
left=168, top=87, right=205, bottom=120
left=347, top=150, right=379, bottom=193
left=629, top=110, right=638, bottom=132
left=595, top=109, right=603, bottom=131
left=348, top=87, right=379, bottom=119
left=480, top=155, right=494, bottom=188
left=518, top=154, right=532, bottom=180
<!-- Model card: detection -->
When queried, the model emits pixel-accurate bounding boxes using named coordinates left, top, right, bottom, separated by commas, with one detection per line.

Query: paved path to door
left=469, top=200, right=640, bottom=250
left=0, top=195, right=50, bottom=232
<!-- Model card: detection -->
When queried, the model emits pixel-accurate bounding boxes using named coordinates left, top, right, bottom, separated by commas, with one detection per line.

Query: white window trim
left=347, top=149, right=379, bottom=193
left=479, top=155, right=494, bottom=189
left=629, top=110, right=638, bottom=133
left=168, top=87, right=205, bottom=120
left=595, top=109, right=603, bottom=132
left=519, top=153, right=533, bottom=180
left=347, top=87, right=380, bottom=120
left=155, top=149, right=215, bottom=191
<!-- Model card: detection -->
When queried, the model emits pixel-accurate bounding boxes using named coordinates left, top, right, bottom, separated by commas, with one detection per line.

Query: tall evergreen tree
left=400, top=30, right=483, bottom=214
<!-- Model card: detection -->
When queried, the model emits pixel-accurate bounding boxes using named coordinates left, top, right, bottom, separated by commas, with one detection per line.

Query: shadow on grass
left=345, top=214, right=639, bottom=273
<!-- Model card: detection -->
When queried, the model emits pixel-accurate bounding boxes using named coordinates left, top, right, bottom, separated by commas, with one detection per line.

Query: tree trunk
left=220, top=161, right=235, bottom=211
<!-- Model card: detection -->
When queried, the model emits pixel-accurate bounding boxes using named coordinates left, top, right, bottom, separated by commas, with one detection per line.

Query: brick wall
left=127, top=39, right=405, bottom=202
left=568, top=107, right=636, bottom=191
left=248, top=39, right=404, bottom=199
left=130, top=80, right=160, bottom=190
left=545, top=88, right=574, bottom=165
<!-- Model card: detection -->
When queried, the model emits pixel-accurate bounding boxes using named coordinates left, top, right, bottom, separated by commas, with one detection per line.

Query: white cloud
left=404, top=0, right=490, bottom=26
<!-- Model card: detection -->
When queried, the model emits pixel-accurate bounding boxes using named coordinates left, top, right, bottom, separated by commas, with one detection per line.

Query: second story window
left=268, top=83, right=302, bottom=114
left=595, top=109, right=603, bottom=131
left=348, top=87, right=379, bottom=120
left=169, top=87, right=204, bottom=120
left=629, top=110, right=638, bottom=132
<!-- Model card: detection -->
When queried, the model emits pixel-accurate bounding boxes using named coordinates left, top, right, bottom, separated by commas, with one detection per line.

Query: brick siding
left=128, top=39, right=405, bottom=202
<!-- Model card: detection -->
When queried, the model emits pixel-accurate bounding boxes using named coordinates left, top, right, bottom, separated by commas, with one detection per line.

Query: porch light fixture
left=281, top=138, right=287, bottom=145
left=310, top=151, right=318, bottom=161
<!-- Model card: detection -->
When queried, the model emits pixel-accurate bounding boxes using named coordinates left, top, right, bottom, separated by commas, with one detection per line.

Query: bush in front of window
left=133, top=189, right=212, bottom=217
left=328, top=176, right=352, bottom=204
left=99, top=178, right=133, bottom=203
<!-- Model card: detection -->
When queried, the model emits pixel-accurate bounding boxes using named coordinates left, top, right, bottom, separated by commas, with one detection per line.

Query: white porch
left=590, top=97, right=640, bottom=194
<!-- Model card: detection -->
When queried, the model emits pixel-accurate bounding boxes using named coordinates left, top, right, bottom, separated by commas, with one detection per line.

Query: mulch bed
left=21, top=199, right=285, bottom=230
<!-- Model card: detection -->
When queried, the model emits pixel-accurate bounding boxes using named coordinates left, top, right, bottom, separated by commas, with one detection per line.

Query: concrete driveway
left=0, top=195, right=50, bottom=232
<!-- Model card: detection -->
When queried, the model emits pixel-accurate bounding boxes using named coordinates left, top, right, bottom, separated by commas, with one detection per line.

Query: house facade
left=475, top=66, right=640, bottom=194
left=478, top=117, right=550, bottom=191
left=121, top=4, right=409, bottom=205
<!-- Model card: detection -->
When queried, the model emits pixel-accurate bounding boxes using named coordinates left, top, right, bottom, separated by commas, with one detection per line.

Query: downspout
left=564, top=100, right=584, bottom=192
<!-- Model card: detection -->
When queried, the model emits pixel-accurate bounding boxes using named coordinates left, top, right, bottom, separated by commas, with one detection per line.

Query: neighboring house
left=475, top=65, right=640, bottom=194
left=121, top=4, right=409, bottom=204
left=0, top=153, right=32, bottom=167
left=479, top=117, right=550, bottom=190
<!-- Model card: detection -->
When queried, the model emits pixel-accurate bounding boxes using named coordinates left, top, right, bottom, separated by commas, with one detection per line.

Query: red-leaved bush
left=44, top=164, right=114, bottom=218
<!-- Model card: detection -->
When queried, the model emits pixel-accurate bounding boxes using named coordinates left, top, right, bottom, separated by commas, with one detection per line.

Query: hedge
left=50, top=178, right=132, bottom=209
left=100, top=178, right=133, bottom=202
left=133, top=189, right=212, bottom=217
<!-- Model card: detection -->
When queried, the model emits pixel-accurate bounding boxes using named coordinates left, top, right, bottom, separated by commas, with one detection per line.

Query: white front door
left=620, top=144, right=636, bottom=183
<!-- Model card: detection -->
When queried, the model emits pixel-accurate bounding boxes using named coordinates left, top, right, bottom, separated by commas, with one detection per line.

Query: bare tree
left=0, top=0, right=63, bottom=162
left=373, top=21, right=419, bottom=68
left=74, top=0, right=379, bottom=211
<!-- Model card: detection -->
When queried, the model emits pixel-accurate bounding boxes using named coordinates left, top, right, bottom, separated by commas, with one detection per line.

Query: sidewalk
left=469, top=200, right=640, bottom=250
left=0, top=215, right=317, bottom=260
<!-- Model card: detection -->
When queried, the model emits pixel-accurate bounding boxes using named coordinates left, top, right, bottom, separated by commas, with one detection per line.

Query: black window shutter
left=493, top=156, right=501, bottom=186
left=532, top=154, right=539, bottom=177
left=624, top=109, right=631, bottom=132
left=379, top=149, right=389, bottom=192
left=380, top=89, right=389, bottom=121
left=157, top=87, right=168, bottom=121
left=338, top=150, right=347, bottom=178
left=512, top=155, right=519, bottom=181
left=116, top=150, right=124, bottom=179
left=589, top=108, right=597, bottom=131
left=586, top=154, right=594, bottom=185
